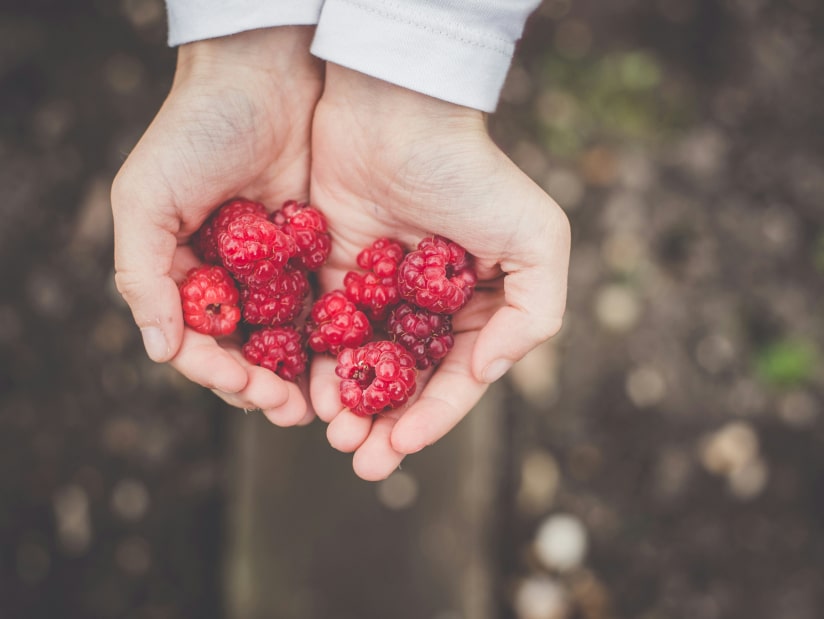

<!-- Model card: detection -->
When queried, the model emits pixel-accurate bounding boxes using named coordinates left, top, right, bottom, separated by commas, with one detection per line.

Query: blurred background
left=1, top=0, right=823, bottom=618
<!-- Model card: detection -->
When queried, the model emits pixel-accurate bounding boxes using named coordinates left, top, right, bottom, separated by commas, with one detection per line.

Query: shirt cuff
left=310, top=0, right=524, bottom=112
left=166, top=0, right=324, bottom=47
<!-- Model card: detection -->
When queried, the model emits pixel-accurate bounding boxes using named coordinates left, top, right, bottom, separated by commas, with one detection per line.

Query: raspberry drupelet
left=271, top=200, right=332, bottom=271
left=179, top=265, right=241, bottom=336
left=305, top=291, right=372, bottom=355
left=344, top=237, right=405, bottom=321
left=387, top=302, right=454, bottom=369
left=218, top=213, right=296, bottom=286
left=193, top=198, right=267, bottom=264
left=240, top=266, right=310, bottom=327
left=242, top=326, right=307, bottom=381
left=336, top=341, right=417, bottom=416
left=397, top=235, right=477, bottom=314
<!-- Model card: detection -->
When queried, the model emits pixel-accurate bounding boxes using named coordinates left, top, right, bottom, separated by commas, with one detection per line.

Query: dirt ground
left=1, top=1, right=823, bottom=618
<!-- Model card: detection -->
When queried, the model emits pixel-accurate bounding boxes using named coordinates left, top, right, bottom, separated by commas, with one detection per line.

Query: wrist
left=175, top=27, right=322, bottom=90
left=321, top=64, right=485, bottom=133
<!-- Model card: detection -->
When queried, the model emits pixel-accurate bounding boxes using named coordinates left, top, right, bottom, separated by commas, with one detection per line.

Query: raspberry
left=242, top=326, right=307, bottom=381
left=240, top=266, right=310, bottom=327
left=271, top=200, right=331, bottom=271
left=387, top=302, right=454, bottom=369
left=179, top=265, right=241, bottom=336
left=305, top=291, right=372, bottom=355
left=397, top=235, right=476, bottom=314
left=218, top=213, right=296, bottom=286
left=193, top=198, right=267, bottom=264
left=336, top=341, right=417, bottom=416
left=344, top=238, right=405, bottom=321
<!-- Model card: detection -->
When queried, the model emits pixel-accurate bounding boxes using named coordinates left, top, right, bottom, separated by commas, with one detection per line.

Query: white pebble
left=534, top=514, right=588, bottom=572
left=514, top=576, right=569, bottom=619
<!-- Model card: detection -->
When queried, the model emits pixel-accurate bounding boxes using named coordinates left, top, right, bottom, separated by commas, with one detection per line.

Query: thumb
left=471, top=196, right=571, bottom=384
left=111, top=169, right=185, bottom=363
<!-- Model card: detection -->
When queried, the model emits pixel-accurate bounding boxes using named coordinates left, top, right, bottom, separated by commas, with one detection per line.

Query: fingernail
left=483, top=358, right=513, bottom=383
left=140, top=326, right=169, bottom=362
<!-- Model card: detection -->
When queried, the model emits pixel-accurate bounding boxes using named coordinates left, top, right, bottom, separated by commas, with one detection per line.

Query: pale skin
left=112, top=27, right=571, bottom=481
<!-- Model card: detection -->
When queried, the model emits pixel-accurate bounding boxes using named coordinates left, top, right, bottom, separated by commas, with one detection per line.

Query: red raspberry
left=344, top=238, right=405, bottom=321
left=240, top=266, right=310, bottom=327
left=387, top=302, right=454, bottom=369
left=218, top=213, right=296, bottom=286
left=271, top=200, right=331, bottom=271
left=336, top=341, right=417, bottom=416
left=179, top=265, right=241, bottom=336
left=306, top=291, right=372, bottom=355
left=193, top=198, right=267, bottom=264
left=398, top=235, right=476, bottom=314
left=242, top=326, right=307, bottom=381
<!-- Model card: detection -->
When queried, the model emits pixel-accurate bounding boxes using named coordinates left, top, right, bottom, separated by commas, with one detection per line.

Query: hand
left=309, top=65, right=571, bottom=480
left=111, top=27, right=322, bottom=426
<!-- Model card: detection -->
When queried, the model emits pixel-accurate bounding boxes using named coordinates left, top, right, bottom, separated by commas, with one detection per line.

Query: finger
left=112, top=172, right=185, bottom=363
left=352, top=415, right=405, bottom=481
left=309, top=354, right=346, bottom=422
left=171, top=329, right=248, bottom=393
left=471, top=208, right=570, bottom=383
left=326, top=409, right=372, bottom=452
left=261, top=381, right=309, bottom=427
left=390, top=332, right=488, bottom=454
left=212, top=365, right=290, bottom=411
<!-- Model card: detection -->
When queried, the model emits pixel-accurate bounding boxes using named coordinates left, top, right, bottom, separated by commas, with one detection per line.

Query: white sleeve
left=166, top=0, right=325, bottom=46
left=310, top=0, right=541, bottom=112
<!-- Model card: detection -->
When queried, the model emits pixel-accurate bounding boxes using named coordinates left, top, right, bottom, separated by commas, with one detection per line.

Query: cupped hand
left=111, top=27, right=322, bottom=425
left=309, top=65, right=571, bottom=480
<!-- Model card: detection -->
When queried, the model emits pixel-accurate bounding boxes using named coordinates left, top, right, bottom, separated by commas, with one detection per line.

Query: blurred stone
left=501, top=63, right=533, bottom=105
left=555, top=19, right=592, bottom=59
left=568, top=444, right=603, bottom=482
left=540, top=0, right=571, bottom=20
left=694, top=333, right=736, bottom=375
left=727, top=378, right=767, bottom=416
left=27, top=269, right=70, bottom=319
left=699, top=422, right=759, bottom=477
left=512, top=141, right=550, bottom=181
left=140, top=419, right=174, bottom=464
left=625, top=366, right=666, bottom=408
left=674, top=126, right=728, bottom=181
left=617, top=149, right=655, bottom=191
left=517, top=450, right=561, bottom=515
left=602, top=190, right=646, bottom=232
left=761, top=206, right=799, bottom=254
left=53, top=484, right=92, bottom=555
left=728, top=456, right=769, bottom=500
left=0, top=304, right=22, bottom=344
left=16, top=540, right=50, bottom=584
left=594, top=284, right=641, bottom=333
left=654, top=447, right=693, bottom=500
left=569, top=570, right=611, bottom=619
left=111, top=478, right=150, bottom=522
left=543, top=168, right=584, bottom=211
left=376, top=471, right=419, bottom=510
left=70, top=177, right=114, bottom=255
left=100, top=361, right=140, bottom=397
left=602, top=232, right=645, bottom=274
left=105, top=54, right=145, bottom=95
left=116, top=536, right=151, bottom=574
left=580, top=146, right=618, bottom=187
left=33, top=99, right=74, bottom=143
left=102, top=417, right=141, bottom=456
left=535, top=91, right=578, bottom=129
left=510, top=342, right=560, bottom=406
left=534, top=514, right=588, bottom=572
left=777, top=390, right=819, bottom=428
left=121, top=0, right=163, bottom=28
left=713, top=87, right=751, bottom=127
left=514, top=576, right=570, bottom=619
left=92, top=310, right=134, bottom=355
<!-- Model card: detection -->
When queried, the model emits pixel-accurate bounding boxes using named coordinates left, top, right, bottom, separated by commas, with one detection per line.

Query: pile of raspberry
left=179, top=198, right=477, bottom=418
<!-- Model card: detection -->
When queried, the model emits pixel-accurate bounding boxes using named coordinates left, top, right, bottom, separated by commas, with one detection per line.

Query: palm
left=308, top=94, right=570, bottom=480
left=113, top=46, right=322, bottom=426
